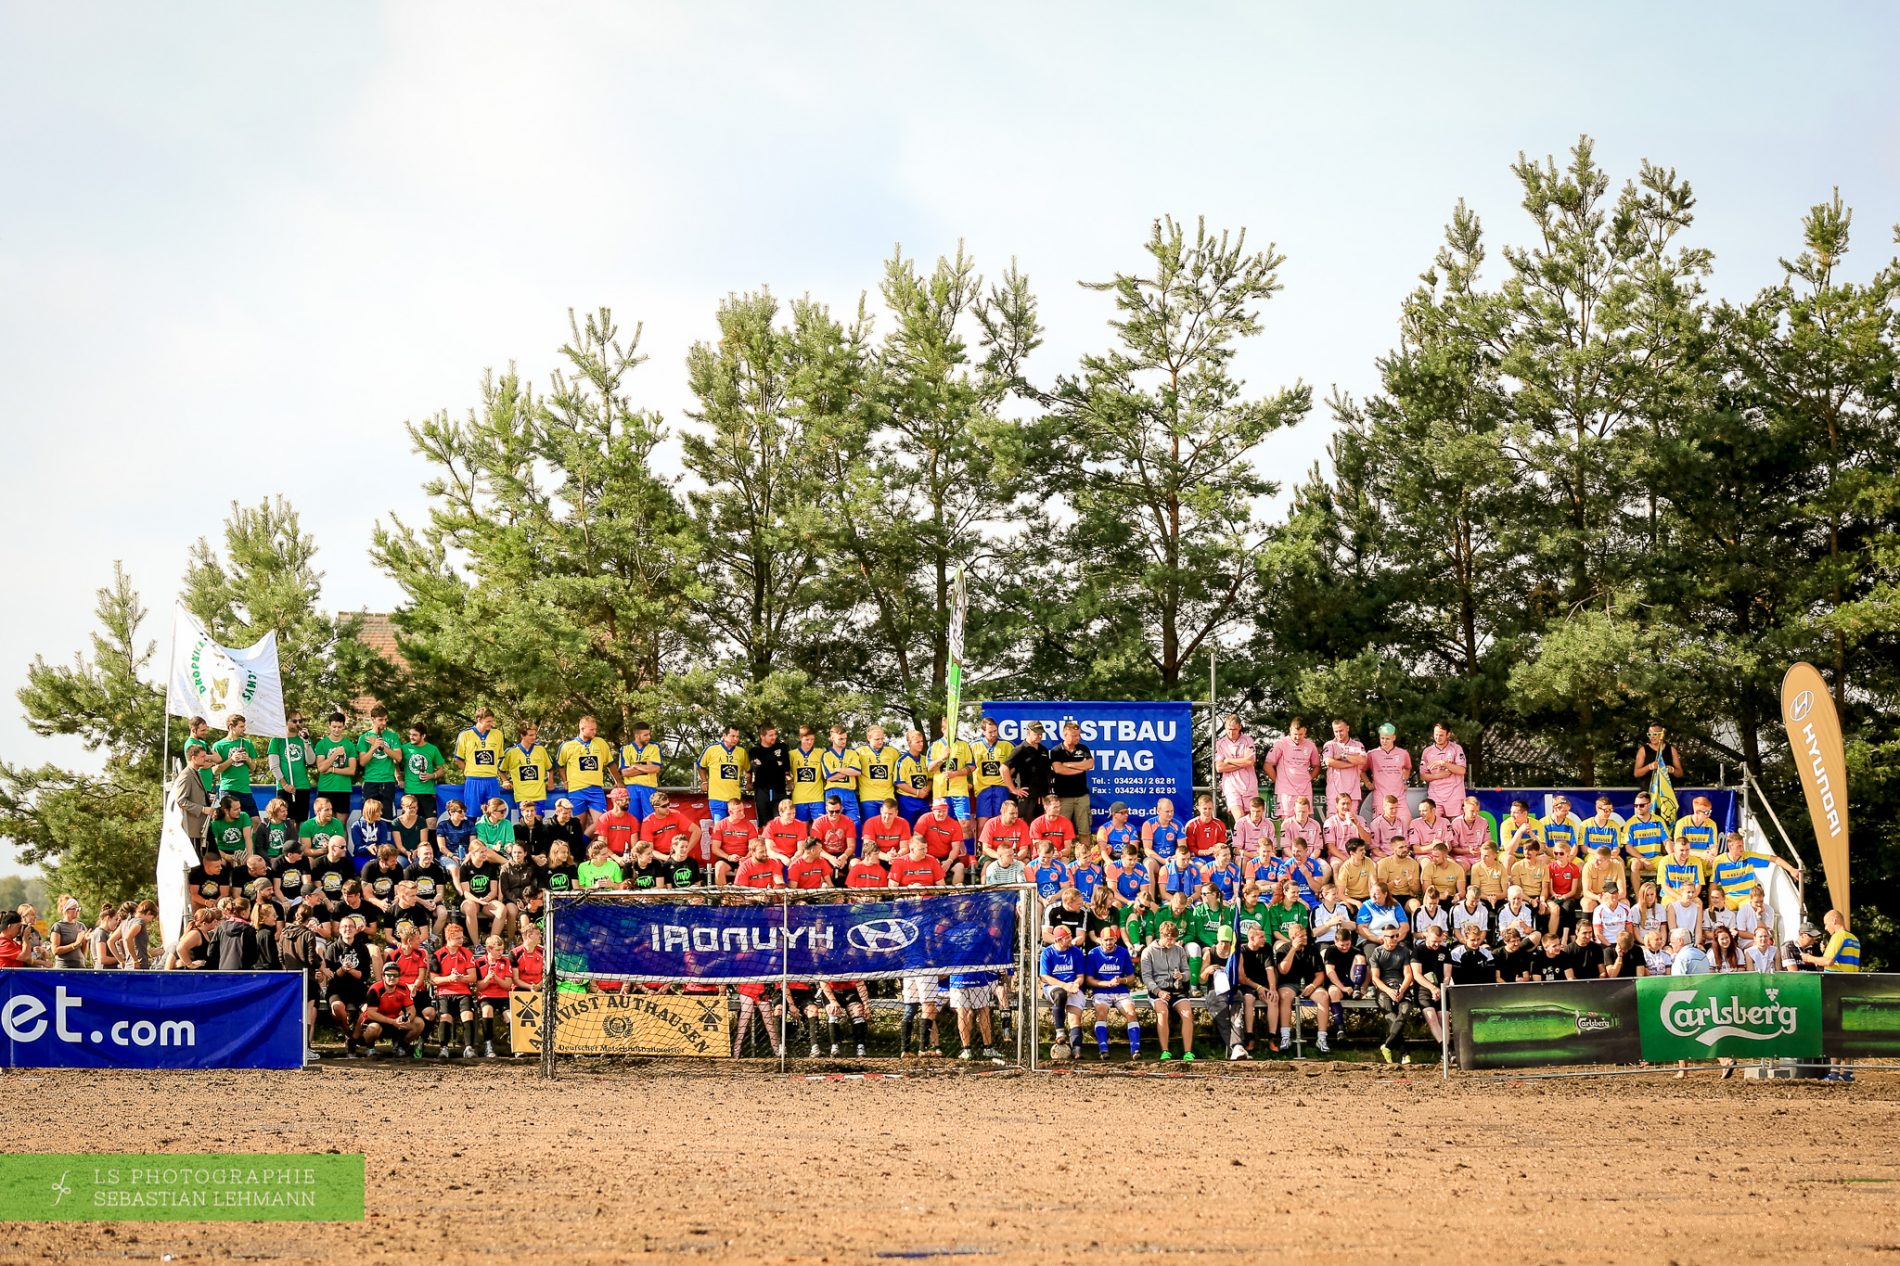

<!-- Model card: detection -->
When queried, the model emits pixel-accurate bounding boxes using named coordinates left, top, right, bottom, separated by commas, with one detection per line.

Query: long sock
left=828, top=1018, right=840, bottom=1049
left=901, top=1005, right=918, bottom=1053
left=1094, top=1021, right=1109, bottom=1051
left=852, top=1018, right=867, bottom=1047
left=1068, top=1025, right=1081, bottom=1050
left=1127, top=1023, right=1141, bottom=1055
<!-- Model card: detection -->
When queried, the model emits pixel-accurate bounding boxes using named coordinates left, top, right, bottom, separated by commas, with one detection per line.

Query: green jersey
left=298, top=818, right=348, bottom=853
left=256, top=817, right=298, bottom=859
left=1122, top=907, right=1164, bottom=946
left=577, top=859, right=624, bottom=890
left=212, top=737, right=258, bottom=794
left=313, top=737, right=357, bottom=794
left=1187, top=902, right=1231, bottom=948
left=475, top=819, right=514, bottom=850
left=1263, top=901, right=1310, bottom=943
left=208, top=812, right=253, bottom=856
left=357, top=728, right=403, bottom=783
left=266, top=736, right=315, bottom=790
left=402, top=743, right=445, bottom=796
left=183, top=736, right=216, bottom=793
left=1233, top=902, right=1273, bottom=941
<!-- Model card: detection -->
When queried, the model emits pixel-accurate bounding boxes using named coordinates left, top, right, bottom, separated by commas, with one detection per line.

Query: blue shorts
left=564, top=785, right=607, bottom=817
left=975, top=786, right=1011, bottom=819
left=897, top=797, right=930, bottom=824
left=624, top=785, right=656, bottom=818
left=707, top=799, right=731, bottom=822
left=462, top=776, right=504, bottom=812
left=795, top=802, right=825, bottom=823
left=828, top=790, right=861, bottom=824
left=944, top=795, right=971, bottom=822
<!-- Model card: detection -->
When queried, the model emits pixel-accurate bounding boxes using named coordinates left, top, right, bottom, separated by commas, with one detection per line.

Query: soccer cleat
left=856, top=1044, right=867, bottom=1057
left=1379, top=1044, right=1394, bottom=1064
left=1401, top=1054, right=1412, bottom=1066
left=830, top=1043, right=841, bottom=1057
left=1231, top=1044, right=1248, bottom=1060
left=437, top=1044, right=451, bottom=1059
left=462, top=1044, right=476, bottom=1059
left=1823, top=1072, right=1841, bottom=1082
left=959, top=1048, right=973, bottom=1061
left=1842, top=1070, right=1856, bottom=1083
left=304, top=1048, right=322, bottom=1063
left=1182, top=1051, right=1195, bottom=1062
left=1315, top=1033, right=1331, bottom=1053
left=982, top=1047, right=1001, bottom=1059
left=809, top=1043, right=821, bottom=1058
left=1159, top=1051, right=1173, bottom=1061
left=483, top=1042, right=497, bottom=1058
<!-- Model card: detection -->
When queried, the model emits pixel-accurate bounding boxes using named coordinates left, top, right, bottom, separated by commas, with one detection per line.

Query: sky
left=2, top=3, right=1898, bottom=875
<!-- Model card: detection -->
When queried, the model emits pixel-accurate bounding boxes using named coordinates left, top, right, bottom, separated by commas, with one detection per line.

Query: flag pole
left=161, top=603, right=179, bottom=780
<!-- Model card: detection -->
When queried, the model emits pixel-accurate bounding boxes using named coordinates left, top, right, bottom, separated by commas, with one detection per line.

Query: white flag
left=165, top=604, right=288, bottom=737
left=155, top=787, right=200, bottom=960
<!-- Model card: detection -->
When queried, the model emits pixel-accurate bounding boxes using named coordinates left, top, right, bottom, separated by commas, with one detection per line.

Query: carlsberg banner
left=1635, top=974, right=1821, bottom=1061
left=165, top=605, right=287, bottom=736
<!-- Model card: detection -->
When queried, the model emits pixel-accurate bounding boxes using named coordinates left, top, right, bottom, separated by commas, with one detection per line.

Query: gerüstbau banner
left=984, top=701, right=1193, bottom=830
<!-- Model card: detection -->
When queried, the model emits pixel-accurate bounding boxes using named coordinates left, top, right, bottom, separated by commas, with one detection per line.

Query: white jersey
left=1497, top=903, right=1537, bottom=940
left=1311, top=901, right=1352, bottom=945
left=1412, top=904, right=1450, bottom=942
left=1742, top=945, right=1778, bottom=973
left=1591, top=901, right=1632, bottom=944
left=1643, top=947, right=1674, bottom=975
left=1449, top=901, right=1490, bottom=940
left=1666, top=901, right=1702, bottom=936
left=1732, top=903, right=1772, bottom=938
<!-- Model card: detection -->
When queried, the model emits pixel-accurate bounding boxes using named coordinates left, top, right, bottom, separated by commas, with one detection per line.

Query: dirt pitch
left=2, top=1063, right=1896, bottom=1265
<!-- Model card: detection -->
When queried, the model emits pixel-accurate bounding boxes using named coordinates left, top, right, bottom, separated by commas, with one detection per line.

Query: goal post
left=536, top=884, right=1036, bottom=1075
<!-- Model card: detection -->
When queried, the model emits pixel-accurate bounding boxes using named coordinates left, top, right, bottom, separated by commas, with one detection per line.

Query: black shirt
left=313, top=859, right=355, bottom=900
left=1365, top=942, right=1414, bottom=990
left=272, top=857, right=311, bottom=901
left=323, top=933, right=373, bottom=1001
left=1532, top=949, right=1574, bottom=982
left=1048, top=742, right=1093, bottom=798
left=1045, top=904, right=1088, bottom=942
left=382, top=901, right=431, bottom=944
left=666, top=856, right=702, bottom=888
left=1322, top=942, right=1362, bottom=988
left=404, top=861, right=453, bottom=904
left=360, top=860, right=405, bottom=906
left=1411, top=941, right=1449, bottom=988
left=749, top=740, right=788, bottom=799
left=630, top=860, right=665, bottom=890
left=1602, top=943, right=1643, bottom=979
left=1276, top=942, right=1319, bottom=988
left=461, top=860, right=503, bottom=900
left=1448, top=944, right=1498, bottom=986
left=1004, top=741, right=1053, bottom=804
left=501, top=861, right=545, bottom=904
left=187, top=864, right=228, bottom=902
left=1495, top=944, right=1534, bottom=982
left=543, top=864, right=580, bottom=895
left=1569, top=942, right=1606, bottom=980
left=1236, top=944, right=1273, bottom=990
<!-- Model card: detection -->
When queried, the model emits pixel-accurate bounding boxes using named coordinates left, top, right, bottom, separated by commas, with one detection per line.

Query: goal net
left=532, top=885, right=1036, bottom=1074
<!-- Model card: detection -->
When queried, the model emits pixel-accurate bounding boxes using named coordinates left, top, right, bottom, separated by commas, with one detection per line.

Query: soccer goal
left=534, top=885, right=1037, bottom=1075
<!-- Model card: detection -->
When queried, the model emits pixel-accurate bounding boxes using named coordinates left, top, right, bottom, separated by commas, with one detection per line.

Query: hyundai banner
left=984, top=701, right=1193, bottom=830
left=552, top=891, right=1021, bottom=983
left=0, top=971, right=304, bottom=1070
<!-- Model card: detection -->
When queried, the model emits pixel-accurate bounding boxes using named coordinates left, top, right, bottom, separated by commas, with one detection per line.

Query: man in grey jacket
left=1139, top=918, right=1196, bottom=1060
left=171, top=751, right=213, bottom=845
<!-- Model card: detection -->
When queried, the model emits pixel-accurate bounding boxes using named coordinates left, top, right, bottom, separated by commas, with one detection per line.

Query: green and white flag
left=165, top=604, right=287, bottom=736
left=944, top=566, right=967, bottom=740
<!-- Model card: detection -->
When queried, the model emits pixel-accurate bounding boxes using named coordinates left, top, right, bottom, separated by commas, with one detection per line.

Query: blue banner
left=552, top=890, right=1021, bottom=983
left=984, top=700, right=1194, bottom=830
left=0, top=971, right=304, bottom=1070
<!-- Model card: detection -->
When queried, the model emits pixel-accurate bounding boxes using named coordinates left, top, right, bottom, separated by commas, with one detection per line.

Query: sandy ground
left=1, top=1063, right=1895, bottom=1265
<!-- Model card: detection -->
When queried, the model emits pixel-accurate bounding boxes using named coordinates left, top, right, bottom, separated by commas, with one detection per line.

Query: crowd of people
left=16, top=704, right=1850, bottom=1067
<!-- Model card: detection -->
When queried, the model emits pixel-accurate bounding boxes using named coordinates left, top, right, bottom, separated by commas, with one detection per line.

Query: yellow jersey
left=1674, top=815, right=1722, bottom=857
left=455, top=725, right=506, bottom=780
left=1710, top=854, right=1763, bottom=907
left=788, top=744, right=825, bottom=806
left=499, top=742, right=551, bottom=805
left=1538, top=812, right=1583, bottom=855
left=972, top=738, right=1015, bottom=793
left=1498, top=816, right=1543, bottom=859
left=558, top=736, right=613, bottom=790
left=700, top=742, right=750, bottom=804
left=619, top=741, right=662, bottom=789
left=1578, top=815, right=1624, bottom=856
left=928, top=738, right=974, bottom=799
left=820, top=745, right=862, bottom=790
left=896, top=752, right=932, bottom=800
left=856, top=744, right=902, bottom=806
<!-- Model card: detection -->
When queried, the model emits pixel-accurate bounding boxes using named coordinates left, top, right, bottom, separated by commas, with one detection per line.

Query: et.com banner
left=0, top=971, right=304, bottom=1070
left=985, top=701, right=1193, bottom=829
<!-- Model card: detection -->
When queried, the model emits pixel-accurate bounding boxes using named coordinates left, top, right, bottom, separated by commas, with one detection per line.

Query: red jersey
left=0, top=938, right=22, bottom=968
left=980, top=819, right=1030, bottom=854
left=1184, top=817, right=1228, bottom=857
left=786, top=856, right=832, bottom=890
left=1548, top=859, right=1582, bottom=900
left=735, top=857, right=784, bottom=889
left=475, top=951, right=515, bottom=999
left=511, top=944, right=545, bottom=986
left=811, top=813, right=857, bottom=860
left=394, top=945, right=429, bottom=989
left=889, top=855, right=945, bottom=887
left=1030, top=813, right=1076, bottom=853
left=432, top=945, right=476, bottom=995
left=761, top=818, right=809, bottom=862
left=860, top=815, right=912, bottom=857
left=916, top=816, right=964, bottom=861
left=710, top=816, right=757, bottom=861
left=592, top=809, right=641, bottom=857
left=640, top=808, right=695, bottom=852
left=367, top=981, right=414, bottom=1014
left=845, top=859, right=888, bottom=889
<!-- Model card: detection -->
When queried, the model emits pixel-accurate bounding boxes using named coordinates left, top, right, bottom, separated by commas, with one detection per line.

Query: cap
left=381, top=962, right=402, bottom=975
left=1375, top=921, right=1403, bottom=935
left=1027, top=721, right=1045, bottom=736
left=1109, top=801, right=1129, bottom=815
left=1216, top=927, right=1236, bottom=944
left=1801, top=922, right=1822, bottom=937
left=1378, top=723, right=1396, bottom=737
left=0, top=912, right=19, bottom=930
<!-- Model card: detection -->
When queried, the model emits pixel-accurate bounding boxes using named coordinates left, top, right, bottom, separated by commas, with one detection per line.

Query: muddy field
left=2, top=1063, right=1894, bottom=1264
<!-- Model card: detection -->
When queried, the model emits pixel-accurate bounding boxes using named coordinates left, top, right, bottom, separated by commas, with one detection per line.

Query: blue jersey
left=1085, top=944, right=1135, bottom=989
left=1070, top=862, right=1105, bottom=901
left=1162, top=859, right=1199, bottom=897
left=1113, top=863, right=1150, bottom=902
left=1290, top=857, right=1325, bottom=908
left=1206, top=863, right=1241, bottom=901
left=1148, top=821, right=1183, bottom=860
left=1040, top=944, right=1085, bottom=984
left=1101, top=823, right=1139, bottom=861
left=1356, top=900, right=1402, bottom=932
left=1033, top=861, right=1069, bottom=898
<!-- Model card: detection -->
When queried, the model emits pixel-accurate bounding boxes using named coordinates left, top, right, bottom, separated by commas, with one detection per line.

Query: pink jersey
left=1449, top=814, right=1492, bottom=868
left=1321, top=738, right=1366, bottom=810
left=1231, top=814, right=1274, bottom=858
left=1367, top=812, right=1408, bottom=857
left=1407, top=813, right=1455, bottom=854
left=1320, top=812, right=1364, bottom=861
left=1419, top=741, right=1467, bottom=814
left=1265, top=737, right=1319, bottom=810
left=1214, top=733, right=1258, bottom=808
left=1363, top=744, right=1413, bottom=819
left=1278, top=815, right=1321, bottom=857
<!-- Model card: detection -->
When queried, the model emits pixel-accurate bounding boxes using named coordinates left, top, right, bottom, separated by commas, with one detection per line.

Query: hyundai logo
left=847, top=919, right=921, bottom=953
left=1789, top=689, right=1813, bottom=723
